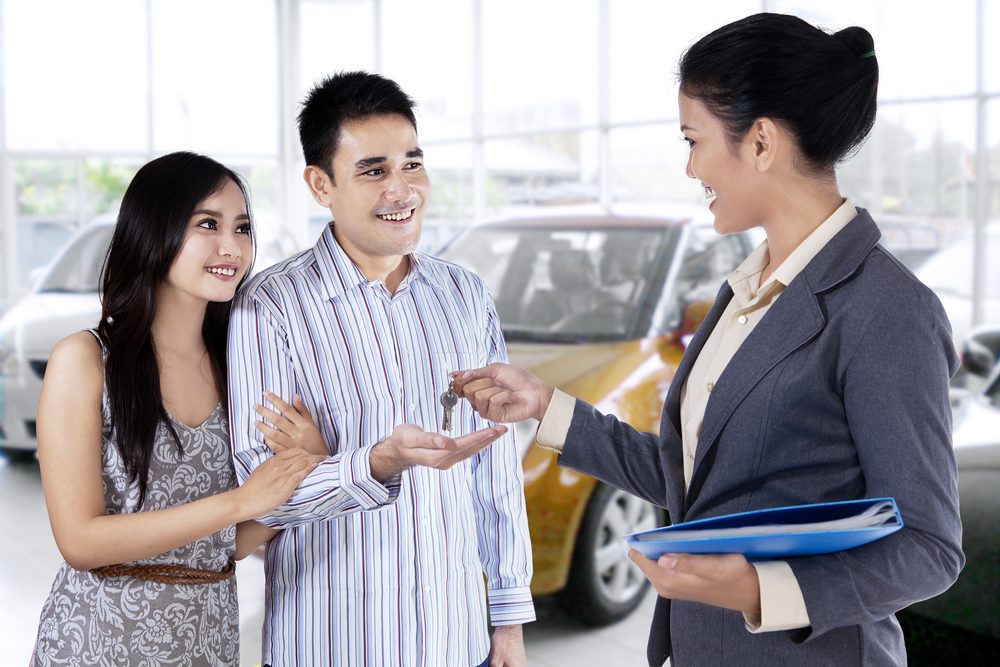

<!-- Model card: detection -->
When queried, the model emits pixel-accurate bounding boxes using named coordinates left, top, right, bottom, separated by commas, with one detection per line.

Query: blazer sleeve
left=787, top=280, right=964, bottom=642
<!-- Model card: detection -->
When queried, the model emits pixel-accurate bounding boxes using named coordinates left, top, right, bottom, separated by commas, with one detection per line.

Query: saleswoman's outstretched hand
left=450, top=364, right=555, bottom=424
left=628, top=550, right=762, bottom=615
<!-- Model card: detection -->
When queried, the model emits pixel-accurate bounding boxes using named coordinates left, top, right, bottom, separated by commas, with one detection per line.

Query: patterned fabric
left=228, top=224, right=534, bottom=667
left=32, top=336, right=239, bottom=667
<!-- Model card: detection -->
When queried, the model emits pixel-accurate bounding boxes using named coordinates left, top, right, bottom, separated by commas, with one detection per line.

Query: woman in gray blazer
left=454, top=12, right=963, bottom=667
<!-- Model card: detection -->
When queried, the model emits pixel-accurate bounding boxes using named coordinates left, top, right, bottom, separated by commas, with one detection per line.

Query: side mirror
left=962, top=329, right=1000, bottom=378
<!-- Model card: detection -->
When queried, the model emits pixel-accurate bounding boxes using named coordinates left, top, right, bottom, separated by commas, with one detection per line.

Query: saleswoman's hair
left=97, top=151, right=254, bottom=509
left=678, top=13, right=878, bottom=173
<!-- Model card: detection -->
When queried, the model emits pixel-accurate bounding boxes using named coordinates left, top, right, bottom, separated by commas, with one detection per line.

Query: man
left=228, top=71, right=534, bottom=666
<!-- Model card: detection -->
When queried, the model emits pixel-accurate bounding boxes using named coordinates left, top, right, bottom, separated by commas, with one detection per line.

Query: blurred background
left=1, top=0, right=998, bottom=325
left=2, top=1, right=1000, bottom=665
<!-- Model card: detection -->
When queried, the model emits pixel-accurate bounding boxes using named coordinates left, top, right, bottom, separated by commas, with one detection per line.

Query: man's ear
left=744, top=118, right=780, bottom=173
left=303, top=165, right=335, bottom=207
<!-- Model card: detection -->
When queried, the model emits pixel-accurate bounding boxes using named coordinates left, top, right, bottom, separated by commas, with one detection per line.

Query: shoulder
left=45, top=331, right=104, bottom=397
left=414, top=252, right=490, bottom=298
left=240, top=247, right=318, bottom=300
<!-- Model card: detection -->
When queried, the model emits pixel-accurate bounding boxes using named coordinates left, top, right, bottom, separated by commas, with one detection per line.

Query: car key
left=440, top=381, right=458, bottom=432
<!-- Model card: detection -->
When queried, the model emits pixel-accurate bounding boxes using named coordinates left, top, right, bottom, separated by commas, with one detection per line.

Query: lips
left=377, top=207, right=415, bottom=222
left=703, top=184, right=716, bottom=201
left=205, top=265, right=238, bottom=278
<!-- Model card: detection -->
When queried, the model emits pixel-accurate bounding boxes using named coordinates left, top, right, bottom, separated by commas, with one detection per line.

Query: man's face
left=311, top=113, right=430, bottom=268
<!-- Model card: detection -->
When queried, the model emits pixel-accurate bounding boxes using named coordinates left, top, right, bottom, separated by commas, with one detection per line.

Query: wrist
left=369, top=436, right=408, bottom=482
left=537, top=383, right=556, bottom=421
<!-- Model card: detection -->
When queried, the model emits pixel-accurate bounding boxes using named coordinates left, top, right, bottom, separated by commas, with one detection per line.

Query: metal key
left=440, top=381, right=458, bottom=432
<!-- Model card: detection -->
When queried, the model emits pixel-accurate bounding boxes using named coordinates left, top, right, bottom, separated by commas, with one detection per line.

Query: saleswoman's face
left=679, top=92, right=763, bottom=235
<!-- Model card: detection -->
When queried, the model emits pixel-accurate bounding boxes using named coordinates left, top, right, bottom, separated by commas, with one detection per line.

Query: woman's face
left=162, top=178, right=253, bottom=305
left=679, top=92, right=763, bottom=235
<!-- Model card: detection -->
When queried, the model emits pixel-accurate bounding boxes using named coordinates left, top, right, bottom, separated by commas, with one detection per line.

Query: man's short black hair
left=297, top=70, right=418, bottom=182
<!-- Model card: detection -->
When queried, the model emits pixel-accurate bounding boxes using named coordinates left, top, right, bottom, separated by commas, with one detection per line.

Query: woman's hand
left=627, top=550, right=762, bottom=615
left=254, top=391, right=329, bottom=456
left=235, top=449, right=324, bottom=520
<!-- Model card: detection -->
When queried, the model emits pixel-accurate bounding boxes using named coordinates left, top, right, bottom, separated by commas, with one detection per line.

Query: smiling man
left=227, top=71, right=534, bottom=667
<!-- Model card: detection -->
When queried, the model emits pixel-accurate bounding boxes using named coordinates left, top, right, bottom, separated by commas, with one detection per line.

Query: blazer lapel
left=682, top=208, right=883, bottom=510
left=684, top=277, right=825, bottom=510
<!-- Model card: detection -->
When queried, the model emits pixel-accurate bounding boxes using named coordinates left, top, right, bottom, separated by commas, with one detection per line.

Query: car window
left=652, top=227, right=747, bottom=336
left=39, top=225, right=114, bottom=293
left=439, top=226, right=676, bottom=342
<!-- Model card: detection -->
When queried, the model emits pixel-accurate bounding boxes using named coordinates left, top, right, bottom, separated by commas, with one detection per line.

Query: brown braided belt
left=90, top=556, right=236, bottom=585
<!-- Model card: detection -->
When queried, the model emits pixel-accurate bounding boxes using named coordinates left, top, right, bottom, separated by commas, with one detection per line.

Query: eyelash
left=198, top=219, right=250, bottom=234
left=364, top=162, right=423, bottom=176
left=680, top=135, right=695, bottom=148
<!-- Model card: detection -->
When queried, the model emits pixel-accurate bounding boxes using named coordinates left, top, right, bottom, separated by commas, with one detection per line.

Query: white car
left=915, top=224, right=1000, bottom=351
left=0, top=214, right=301, bottom=462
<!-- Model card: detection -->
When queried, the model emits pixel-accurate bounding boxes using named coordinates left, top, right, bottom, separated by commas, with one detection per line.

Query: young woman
left=31, top=152, right=323, bottom=666
left=453, top=13, right=963, bottom=666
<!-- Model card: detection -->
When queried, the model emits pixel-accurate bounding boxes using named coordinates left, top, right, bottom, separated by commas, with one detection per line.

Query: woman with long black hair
left=454, top=13, right=963, bottom=666
left=30, top=152, right=322, bottom=666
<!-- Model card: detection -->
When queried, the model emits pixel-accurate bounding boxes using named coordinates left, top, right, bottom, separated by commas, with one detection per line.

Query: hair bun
left=833, top=26, right=875, bottom=59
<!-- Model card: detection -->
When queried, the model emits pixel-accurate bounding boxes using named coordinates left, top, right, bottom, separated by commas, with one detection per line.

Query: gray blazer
left=558, top=209, right=964, bottom=666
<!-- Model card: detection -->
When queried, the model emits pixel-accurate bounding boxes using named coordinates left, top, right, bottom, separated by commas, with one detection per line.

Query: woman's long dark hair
left=678, top=13, right=878, bottom=173
left=97, top=152, right=254, bottom=509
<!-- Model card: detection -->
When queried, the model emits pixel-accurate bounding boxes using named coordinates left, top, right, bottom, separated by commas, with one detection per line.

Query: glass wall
left=3, top=0, right=1000, bottom=334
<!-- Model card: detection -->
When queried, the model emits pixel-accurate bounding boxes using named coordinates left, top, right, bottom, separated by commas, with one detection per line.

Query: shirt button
left=424, top=585, right=432, bottom=592
left=408, top=404, right=416, bottom=412
left=738, top=314, right=748, bottom=325
left=707, top=382, right=714, bottom=392
left=402, top=349, right=410, bottom=355
left=421, top=518, right=428, bottom=526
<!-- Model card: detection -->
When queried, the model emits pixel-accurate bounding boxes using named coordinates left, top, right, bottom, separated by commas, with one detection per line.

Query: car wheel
left=0, top=447, right=37, bottom=463
left=558, top=482, right=666, bottom=626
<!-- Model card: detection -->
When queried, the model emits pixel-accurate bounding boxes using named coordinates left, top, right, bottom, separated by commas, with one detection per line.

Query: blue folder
left=624, top=498, right=903, bottom=560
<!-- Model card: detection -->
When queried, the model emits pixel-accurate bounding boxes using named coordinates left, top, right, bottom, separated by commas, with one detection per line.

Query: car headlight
left=513, top=418, right=540, bottom=460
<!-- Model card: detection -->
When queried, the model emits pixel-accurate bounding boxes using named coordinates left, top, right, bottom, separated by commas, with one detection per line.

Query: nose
left=685, top=151, right=696, bottom=180
left=219, top=229, right=243, bottom=260
left=384, top=169, right=413, bottom=203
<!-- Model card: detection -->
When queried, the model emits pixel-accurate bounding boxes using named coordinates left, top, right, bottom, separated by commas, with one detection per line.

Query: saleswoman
left=453, top=13, right=963, bottom=667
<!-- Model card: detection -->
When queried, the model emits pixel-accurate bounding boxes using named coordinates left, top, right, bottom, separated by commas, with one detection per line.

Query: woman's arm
left=37, top=332, right=321, bottom=571
left=234, top=520, right=280, bottom=560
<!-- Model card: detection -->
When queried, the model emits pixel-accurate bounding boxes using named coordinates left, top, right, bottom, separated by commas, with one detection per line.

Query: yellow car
left=439, top=214, right=757, bottom=625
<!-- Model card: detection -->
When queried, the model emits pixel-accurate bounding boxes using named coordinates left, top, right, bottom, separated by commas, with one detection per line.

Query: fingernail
left=263, top=390, right=273, bottom=397
left=462, top=371, right=473, bottom=379
left=659, top=555, right=679, bottom=568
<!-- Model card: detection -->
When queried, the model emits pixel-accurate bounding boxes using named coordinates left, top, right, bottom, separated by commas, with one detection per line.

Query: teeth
left=206, top=267, right=236, bottom=276
left=379, top=209, right=412, bottom=221
left=704, top=186, right=716, bottom=201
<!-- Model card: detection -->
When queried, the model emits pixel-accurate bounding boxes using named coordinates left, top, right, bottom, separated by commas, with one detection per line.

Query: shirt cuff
left=533, top=389, right=576, bottom=453
left=342, top=443, right=402, bottom=510
left=487, top=586, right=536, bottom=625
left=743, top=560, right=811, bottom=632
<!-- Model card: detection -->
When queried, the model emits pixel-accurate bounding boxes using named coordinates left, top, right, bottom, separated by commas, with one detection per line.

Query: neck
left=333, top=230, right=411, bottom=295
left=760, top=174, right=844, bottom=275
left=150, top=287, right=209, bottom=356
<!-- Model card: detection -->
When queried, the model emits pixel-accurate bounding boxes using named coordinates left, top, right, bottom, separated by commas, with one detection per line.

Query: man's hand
left=450, top=364, right=555, bottom=424
left=369, top=423, right=508, bottom=482
left=627, top=550, right=762, bottom=615
left=488, top=624, right=526, bottom=667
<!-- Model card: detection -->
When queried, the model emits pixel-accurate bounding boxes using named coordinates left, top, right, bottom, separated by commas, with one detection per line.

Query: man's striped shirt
left=228, top=224, right=534, bottom=666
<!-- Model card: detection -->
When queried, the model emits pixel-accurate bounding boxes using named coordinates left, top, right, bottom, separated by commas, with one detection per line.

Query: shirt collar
left=728, top=198, right=858, bottom=306
left=312, top=222, right=443, bottom=300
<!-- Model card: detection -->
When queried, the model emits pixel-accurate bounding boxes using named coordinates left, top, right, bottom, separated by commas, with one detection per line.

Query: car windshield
left=39, top=225, right=114, bottom=293
left=439, top=225, right=676, bottom=342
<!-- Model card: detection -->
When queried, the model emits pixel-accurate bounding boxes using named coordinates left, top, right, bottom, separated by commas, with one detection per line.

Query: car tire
left=0, top=447, right=36, bottom=463
left=558, top=482, right=666, bottom=626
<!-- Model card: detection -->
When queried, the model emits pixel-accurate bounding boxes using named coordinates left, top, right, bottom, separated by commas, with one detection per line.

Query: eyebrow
left=354, top=148, right=424, bottom=171
left=192, top=209, right=249, bottom=220
left=680, top=125, right=694, bottom=132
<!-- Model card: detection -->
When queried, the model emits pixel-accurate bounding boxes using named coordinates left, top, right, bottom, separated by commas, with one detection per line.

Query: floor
left=1, top=456, right=657, bottom=667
